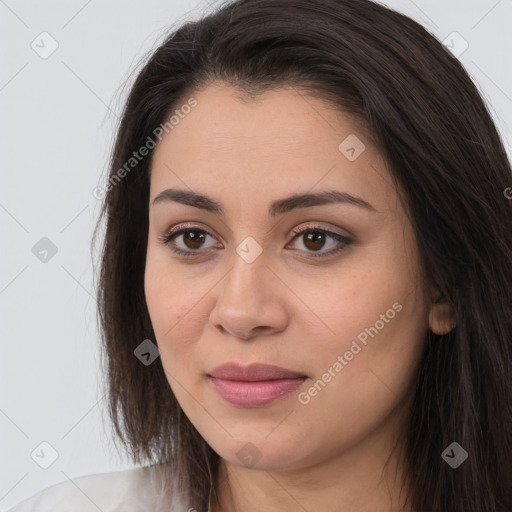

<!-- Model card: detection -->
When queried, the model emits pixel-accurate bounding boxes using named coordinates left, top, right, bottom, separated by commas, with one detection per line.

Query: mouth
left=207, top=362, right=308, bottom=408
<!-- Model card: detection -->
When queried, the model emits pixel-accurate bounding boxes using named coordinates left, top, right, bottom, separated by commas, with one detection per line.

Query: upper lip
left=208, top=362, right=307, bottom=381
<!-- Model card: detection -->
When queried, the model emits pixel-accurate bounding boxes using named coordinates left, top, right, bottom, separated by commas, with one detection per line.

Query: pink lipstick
left=208, top=362, right=307, bottom=407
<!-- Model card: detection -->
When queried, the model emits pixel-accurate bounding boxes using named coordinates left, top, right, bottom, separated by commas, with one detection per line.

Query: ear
left=428, top=289, right=456, bottom=335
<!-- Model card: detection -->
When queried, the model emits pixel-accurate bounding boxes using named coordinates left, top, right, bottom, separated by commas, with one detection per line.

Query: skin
left=144, top=82, right=455, bottom=512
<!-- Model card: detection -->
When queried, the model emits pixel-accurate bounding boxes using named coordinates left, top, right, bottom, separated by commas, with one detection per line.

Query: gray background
left=1, top=0, right=511, bottom=509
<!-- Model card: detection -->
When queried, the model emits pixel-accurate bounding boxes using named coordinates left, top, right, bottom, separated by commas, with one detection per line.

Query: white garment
left=6, top=465, right=189, bottom=512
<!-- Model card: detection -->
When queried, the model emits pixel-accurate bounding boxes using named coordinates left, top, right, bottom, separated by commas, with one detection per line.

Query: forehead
left=149, top=84, right=396, bottom=214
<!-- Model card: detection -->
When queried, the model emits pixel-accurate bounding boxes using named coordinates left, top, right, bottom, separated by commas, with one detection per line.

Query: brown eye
left=159, top=227, right=220, bottom=256
left=288, top=226, right=352, bottom=258
left=302, top=231, right=327, bottom=251
left=180, top=230, right=207, bottom=250
left=159, top=223, right=352, bottom=259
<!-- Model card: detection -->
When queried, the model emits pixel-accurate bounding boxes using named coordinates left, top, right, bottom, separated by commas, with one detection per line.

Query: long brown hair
left=92, top=1, right=512, bottom=510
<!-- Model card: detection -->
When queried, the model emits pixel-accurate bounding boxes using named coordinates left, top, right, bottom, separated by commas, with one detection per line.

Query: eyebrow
left=152, top=188, right=376, bottom=216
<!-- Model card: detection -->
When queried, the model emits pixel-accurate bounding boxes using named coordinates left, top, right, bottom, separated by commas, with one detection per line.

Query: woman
left=9, top=0, right=512, bottom=510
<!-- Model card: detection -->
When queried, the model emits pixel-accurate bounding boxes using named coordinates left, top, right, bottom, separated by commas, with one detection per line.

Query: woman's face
left=144, top=83, right=432, bottom=471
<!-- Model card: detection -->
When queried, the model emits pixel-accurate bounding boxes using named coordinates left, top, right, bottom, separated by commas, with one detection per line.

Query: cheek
left=293, top=287, right=426, bottom=454
left=144, top=274, right=200, bottom=404
left=144, top=251, right=216, bottom=382
left=292, top=255, right=421, bottom=357
left=144, top=255, right=185, bottom=346
left=294, top=229, right=428, bottom=392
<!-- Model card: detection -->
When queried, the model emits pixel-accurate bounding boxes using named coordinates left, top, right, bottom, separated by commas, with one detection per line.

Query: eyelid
left=164, top=221, right=217, bottom=238
left=289, top=222, right=352, bottom=240
left=158, top=222, right=221, bottom=253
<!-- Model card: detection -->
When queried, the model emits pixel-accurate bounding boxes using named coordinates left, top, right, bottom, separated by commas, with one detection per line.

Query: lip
left=209, top=362, right=307, bottom=381
left=208, top=362, right=307, bottom=407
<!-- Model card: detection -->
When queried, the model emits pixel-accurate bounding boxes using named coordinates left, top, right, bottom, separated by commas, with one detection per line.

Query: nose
left=209, top=251, right=289, bottom=340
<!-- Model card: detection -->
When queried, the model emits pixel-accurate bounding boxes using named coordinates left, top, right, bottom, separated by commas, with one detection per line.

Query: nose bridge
left=223, top=242, right=270, bottom=302
left=210, top=241, right=288, bottom=338
left=221, top=208, right=289, bottom=300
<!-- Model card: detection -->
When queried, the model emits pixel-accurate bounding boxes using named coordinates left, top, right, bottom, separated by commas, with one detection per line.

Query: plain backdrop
left=1, top=0, right=511, bottom=509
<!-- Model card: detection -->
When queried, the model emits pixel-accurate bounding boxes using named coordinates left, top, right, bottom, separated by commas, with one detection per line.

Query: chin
left=211, top=431, right=311, bottom=471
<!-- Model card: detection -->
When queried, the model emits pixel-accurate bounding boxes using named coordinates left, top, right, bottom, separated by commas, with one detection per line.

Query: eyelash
left=158, top=223, right=352, bottom=259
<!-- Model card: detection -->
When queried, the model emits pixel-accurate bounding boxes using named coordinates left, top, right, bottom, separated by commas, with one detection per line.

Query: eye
left=287, top=224, right=352, bottom=258
left=158, top=223, right=220, bottom=257
left=158, top=223, right=352, bottom=259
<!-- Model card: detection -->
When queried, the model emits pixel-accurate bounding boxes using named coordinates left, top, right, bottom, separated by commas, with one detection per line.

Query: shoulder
left=6, top=465, right=185, bottom=512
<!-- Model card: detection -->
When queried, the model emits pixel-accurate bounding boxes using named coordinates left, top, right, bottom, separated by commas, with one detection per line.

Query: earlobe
left=428, top=292, right=456, bottom=335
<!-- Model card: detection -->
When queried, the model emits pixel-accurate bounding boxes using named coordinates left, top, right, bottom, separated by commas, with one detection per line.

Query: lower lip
left=209, top=377, right=306, bottom=407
